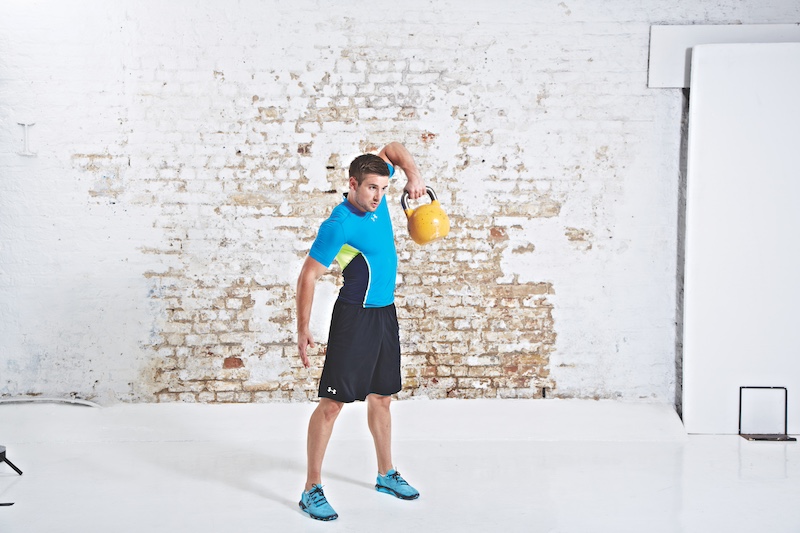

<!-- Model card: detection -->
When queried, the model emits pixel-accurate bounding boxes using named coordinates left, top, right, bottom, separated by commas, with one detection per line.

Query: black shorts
left=318, top=300, right=401, bottom=403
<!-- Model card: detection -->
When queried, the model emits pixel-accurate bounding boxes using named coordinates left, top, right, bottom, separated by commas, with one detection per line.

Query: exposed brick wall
left=2, top=1, right=799, bottom=404
left=130, top=44, right=561, bottom=402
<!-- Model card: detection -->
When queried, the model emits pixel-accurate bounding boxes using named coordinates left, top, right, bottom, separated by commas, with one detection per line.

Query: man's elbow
left=380, top=141, right=403, bottom=157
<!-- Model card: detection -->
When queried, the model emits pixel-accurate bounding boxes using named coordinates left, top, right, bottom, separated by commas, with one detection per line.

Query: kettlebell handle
left=401, top=186, right=438, bottom=211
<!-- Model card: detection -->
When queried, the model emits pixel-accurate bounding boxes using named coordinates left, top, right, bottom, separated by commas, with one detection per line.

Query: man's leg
left=367, top=393, right=393, bottom=475
left=306, top=398, right=344, bottom=490
left=369, top=393, right=420, bottom=500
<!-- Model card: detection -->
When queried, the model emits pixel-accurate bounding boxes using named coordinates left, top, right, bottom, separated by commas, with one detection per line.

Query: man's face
left=348, top=173, right=389, bottom=213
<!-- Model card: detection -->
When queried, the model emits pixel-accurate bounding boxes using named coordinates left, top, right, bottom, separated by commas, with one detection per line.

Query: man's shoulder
left=321, top=201, right=350, bottom=223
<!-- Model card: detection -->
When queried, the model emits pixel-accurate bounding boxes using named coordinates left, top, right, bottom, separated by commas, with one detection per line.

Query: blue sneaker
left=299, top=484, right=338, bottom=521
left=375, top=469, right=419, bottom=500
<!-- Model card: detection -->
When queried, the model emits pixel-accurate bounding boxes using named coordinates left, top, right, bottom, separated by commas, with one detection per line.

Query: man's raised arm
left=378, top=142, right=426, bottom=199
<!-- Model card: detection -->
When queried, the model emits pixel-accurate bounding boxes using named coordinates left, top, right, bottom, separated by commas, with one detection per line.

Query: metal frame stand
left=0, top=445, right=22, bottom=507
left=738, top=386, right=797, bottom=442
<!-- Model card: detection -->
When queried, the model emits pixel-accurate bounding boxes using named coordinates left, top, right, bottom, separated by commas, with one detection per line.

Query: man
left=296, top=142, right=426, bottom=521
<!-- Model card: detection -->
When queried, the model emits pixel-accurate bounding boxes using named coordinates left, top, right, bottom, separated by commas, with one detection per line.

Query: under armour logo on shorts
left=327, top=386, right=337, bottom=395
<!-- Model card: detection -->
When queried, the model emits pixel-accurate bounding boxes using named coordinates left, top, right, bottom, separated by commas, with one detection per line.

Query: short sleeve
left=387, top=162, right=395, bottom=178
left=309, top=218, right=346, bottom=267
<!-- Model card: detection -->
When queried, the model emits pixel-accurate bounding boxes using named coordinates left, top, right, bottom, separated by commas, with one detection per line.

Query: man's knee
left=318, top=398, right=344, bottom=421
left=367, top=394, right=391, bottom=409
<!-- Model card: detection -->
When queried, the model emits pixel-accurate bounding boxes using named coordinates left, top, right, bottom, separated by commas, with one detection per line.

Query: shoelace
left=388, top=471, right=408, bottom=485
left=308, top=485, right=329, bottom=506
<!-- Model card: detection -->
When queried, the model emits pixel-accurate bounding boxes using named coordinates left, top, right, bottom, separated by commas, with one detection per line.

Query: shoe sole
left=375, top=484, right=420, bottom=500
left=299, top=501, right=338, bottom=521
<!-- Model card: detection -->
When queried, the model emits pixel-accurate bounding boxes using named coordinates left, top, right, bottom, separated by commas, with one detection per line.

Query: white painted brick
left=405, top=72, right=441, bottom=84
left=337, top=71, right=367, bottom=84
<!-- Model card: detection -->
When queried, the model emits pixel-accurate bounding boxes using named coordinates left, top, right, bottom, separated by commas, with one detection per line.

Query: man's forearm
left=381, top=142, right=421, bottom=179
left=379, top=142, right=426, bottom=198
left=296, top=274, right=315, bottom=333
left=296, top=256, right=328, bottom=333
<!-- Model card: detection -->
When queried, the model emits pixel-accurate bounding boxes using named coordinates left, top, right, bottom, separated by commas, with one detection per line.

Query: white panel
left=683, top=43, right=800, bottom=434
left=740, top=388, right=787, bottom=435
left=648, top=25, right=800, bottom=88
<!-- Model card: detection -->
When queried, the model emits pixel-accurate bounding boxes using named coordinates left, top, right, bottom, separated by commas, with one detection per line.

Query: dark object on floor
left=1, top=444, right=22, bottom=506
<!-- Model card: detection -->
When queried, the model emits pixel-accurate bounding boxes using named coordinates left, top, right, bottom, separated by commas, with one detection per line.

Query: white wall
left=683, top=43, right=800, bottom=434
left=2, top=0, right=799, bottom=403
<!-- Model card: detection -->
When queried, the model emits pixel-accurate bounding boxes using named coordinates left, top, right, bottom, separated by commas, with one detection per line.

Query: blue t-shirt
left=309, top=164, right=397, bottom=308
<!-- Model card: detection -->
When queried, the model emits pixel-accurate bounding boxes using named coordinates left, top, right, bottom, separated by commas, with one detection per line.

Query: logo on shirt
left=327, top=386, right=337, bottom=395
left=369, top=213, right=378, bottom=222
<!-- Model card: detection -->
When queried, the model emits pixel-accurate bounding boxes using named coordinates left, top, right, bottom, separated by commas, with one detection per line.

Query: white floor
left=0, top=399, right=798, bottom=533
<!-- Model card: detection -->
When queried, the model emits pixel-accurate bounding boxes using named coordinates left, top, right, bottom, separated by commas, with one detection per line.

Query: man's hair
left=349, top=154, right=390, bottom=185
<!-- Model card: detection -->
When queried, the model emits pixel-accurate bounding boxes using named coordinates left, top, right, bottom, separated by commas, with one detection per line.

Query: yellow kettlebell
left=400, top=187, right=450, bottom=245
